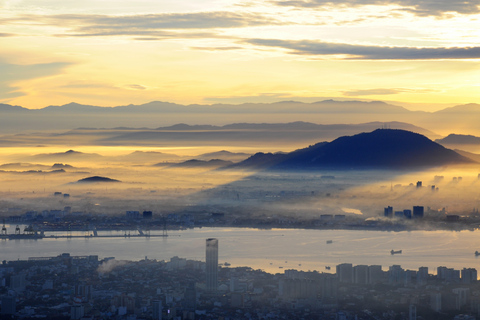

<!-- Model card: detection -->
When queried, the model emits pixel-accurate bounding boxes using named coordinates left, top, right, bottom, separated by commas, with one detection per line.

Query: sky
left=0, top=0, right=479, bottom=110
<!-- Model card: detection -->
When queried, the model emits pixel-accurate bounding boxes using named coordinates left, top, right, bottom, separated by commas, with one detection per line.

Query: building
left=1, top=295, right=16, bottom=315
left=417, top=267, right=428, bottom=285
left=125, top=211, right=140, bottom=219
left=384, top=206, right=393, bottom=217
left=353, top=265, right=368, bottom=284
left=184, top=282, right=196, bottom=311
left=461, top=268, right=477, bottom=284
left=152, top=300, right=162, bottom=320
left=9, top=273, right=26, bottom=292
left=409, top=304, right=416, bottom=320
left=70, top=305, right=84, bottom=320
left=206, top=238, right=218, bottom=292
left=142, top=211, right=153, bottom=219
left=403, top=209, right=412, bottom=219
left=336, top=263, right=353, bottom=283
left=368, top=265, right=383, bottom=284
left=413, top=206, right=424, bottom=218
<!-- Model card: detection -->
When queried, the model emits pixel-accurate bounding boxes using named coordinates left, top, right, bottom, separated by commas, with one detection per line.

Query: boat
left=391, top=249, right=402, bottom=255
left=326, top=240, right=333, bottom=244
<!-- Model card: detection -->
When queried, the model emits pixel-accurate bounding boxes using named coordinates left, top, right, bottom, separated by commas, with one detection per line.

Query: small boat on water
left=391, top=249, right=402, bottom=255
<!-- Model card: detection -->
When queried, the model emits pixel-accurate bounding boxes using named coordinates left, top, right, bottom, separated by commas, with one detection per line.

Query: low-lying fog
left=1, top=146, right=479, bottom=220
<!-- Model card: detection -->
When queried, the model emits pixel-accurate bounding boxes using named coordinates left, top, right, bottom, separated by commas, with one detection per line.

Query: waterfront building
left=368, top=265, right=383, bottom=284
left=353, top=265, right=368, bottom=284
left=461, top=268, right=477, bottom=284
left=206, top=238, right=219, bottom=292
left=417, top=267, right=428, bottom=285
left=403, top=209, right=412, bottom=219
left=413, top=206, right=424, bottom=218
left=336, top=263, right=353, bottom=283
left=384, top=206, right=393, bottom=217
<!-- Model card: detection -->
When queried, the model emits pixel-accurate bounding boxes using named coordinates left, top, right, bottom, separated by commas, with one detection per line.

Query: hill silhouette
left=436, top=134, right=480, bottom=145
left=167, top=159, right=233, bottom=168
left=76, top=176, right=120, bottom=183
left=233, top=129, right=474, bottom=170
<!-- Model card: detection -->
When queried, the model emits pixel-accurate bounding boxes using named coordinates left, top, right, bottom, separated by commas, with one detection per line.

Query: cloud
left=272, top=0, right=480, bottom=17
left=343, top=88, right=437, bottom=96
left=125, top=84, right=147, bottom=90
left=244, top=39, right=480, bottom=60
left=343, top=88, right=405, bottom=96
left=5, top=12, right=280, bottom=38
left=190, top=46, right=243, bottom=51
left=0, top=60, right=71, bottom=101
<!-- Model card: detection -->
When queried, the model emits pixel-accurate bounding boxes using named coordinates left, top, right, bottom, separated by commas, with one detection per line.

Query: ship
left=391, top=249, right=402, bottom=255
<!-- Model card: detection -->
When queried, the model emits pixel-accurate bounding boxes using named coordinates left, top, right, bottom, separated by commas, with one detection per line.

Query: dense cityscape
left=1, top=237, right=480, bottom=320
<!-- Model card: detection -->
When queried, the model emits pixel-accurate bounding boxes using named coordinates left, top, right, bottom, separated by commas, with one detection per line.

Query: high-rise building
left=353, top=265, right=368, bottom=284
left=461, top=268, right=477, bottom=284
left=152, top=300, right=162, bottom=320
left=418, top=266, right=428, bottom=285
left=384, top=206, right=393, bottom=217
left=413, top=206, right=424, bottom=218
left=368, top=265, right=384, bottom=284
left=206, top=238, right=218, bottom=292
left=336, top=263, right=353, bottom=283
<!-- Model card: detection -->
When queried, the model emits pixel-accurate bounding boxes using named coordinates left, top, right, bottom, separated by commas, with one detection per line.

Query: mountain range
left=1, top=100, right=480, bottom=136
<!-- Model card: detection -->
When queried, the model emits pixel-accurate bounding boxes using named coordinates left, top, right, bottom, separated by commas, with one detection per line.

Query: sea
left=1, top=226, right=480, bottom=274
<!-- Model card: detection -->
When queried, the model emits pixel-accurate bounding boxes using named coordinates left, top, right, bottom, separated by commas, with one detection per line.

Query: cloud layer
left=245, top=39, right=480, bottom=60
left=273, top=0, right=480, bottom=16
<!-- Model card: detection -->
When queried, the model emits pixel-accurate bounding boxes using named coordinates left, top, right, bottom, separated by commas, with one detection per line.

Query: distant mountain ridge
left=231, top=129, right=474, bottom=170
left=3, top=100, right=479, bottom=114
left=436, top=134, right=480, bottom=145
left=1, top=100, right=480, bottom=136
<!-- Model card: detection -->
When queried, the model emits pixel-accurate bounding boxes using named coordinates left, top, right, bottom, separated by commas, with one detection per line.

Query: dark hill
left=233, top=129, right=473, bottom=170
left=77, top=176, right=120, bottom=183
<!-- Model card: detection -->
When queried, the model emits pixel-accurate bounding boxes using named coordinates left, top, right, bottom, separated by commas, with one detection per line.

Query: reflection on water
left=1, top=227, right=480, bottom=274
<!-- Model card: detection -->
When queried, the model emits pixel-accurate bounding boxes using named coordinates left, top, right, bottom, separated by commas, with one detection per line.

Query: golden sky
left=1, top=0, right=480, bottom=110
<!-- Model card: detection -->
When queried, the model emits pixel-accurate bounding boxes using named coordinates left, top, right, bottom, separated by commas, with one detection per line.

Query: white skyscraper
left=206, top=238, right=218, bottom=292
